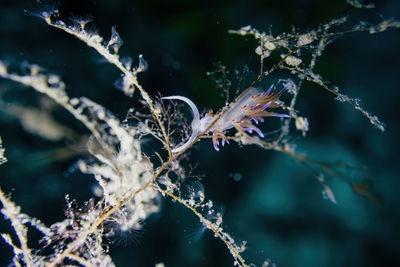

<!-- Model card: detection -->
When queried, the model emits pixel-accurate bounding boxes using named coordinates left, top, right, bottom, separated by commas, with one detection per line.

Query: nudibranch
left=162, top=85, right=289, bottom=153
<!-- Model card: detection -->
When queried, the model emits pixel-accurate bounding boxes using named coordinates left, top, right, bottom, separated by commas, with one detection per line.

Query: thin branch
left=0, top=187, right=33, bottom=267
left=152, top=185, right=248, bottom=267
left=41, top=15, right=173, bottom=159
left=66, top=253, right=96, bottom=267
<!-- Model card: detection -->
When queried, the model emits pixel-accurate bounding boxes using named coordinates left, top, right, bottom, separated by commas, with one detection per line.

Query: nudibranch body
left=162, top=85, right=288, bottom=153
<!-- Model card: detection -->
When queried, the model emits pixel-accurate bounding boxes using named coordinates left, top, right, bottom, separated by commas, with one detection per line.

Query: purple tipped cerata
left=162, top=85, right=289, bottom=152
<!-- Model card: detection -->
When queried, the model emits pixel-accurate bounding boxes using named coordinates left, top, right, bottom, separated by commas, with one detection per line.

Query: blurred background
left=0, top=0, right=399, bottom=266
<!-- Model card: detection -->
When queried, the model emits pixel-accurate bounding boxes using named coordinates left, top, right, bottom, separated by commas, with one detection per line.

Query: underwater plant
left=0, top=0, right=399, bottom=266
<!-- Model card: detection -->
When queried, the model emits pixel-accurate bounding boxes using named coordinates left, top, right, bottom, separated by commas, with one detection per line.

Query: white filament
left=161, top=95, right=202, bottom=153
left=161, top=95, right=200, bottom=121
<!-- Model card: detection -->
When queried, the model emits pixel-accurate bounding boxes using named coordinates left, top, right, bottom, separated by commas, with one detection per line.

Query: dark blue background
left=0, top=0, right=399, bottom=266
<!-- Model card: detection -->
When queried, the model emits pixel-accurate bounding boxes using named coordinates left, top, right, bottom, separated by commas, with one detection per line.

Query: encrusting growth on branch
left=0, top=2, right=398, bottom=266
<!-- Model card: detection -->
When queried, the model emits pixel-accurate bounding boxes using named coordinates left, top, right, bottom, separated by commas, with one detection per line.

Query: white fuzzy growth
left=297, top=31, right=316, bottom=46
left=0, top=137, right=6, bottom=165
left=295, top=116, right=309, bottom=136
left=264, top=42, right=276, bottom=50
left=283, top=55, right=302, bottom=67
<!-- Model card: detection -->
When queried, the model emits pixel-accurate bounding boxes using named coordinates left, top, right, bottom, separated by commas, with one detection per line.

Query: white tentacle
left=162, top=95, right=202, bottom=153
